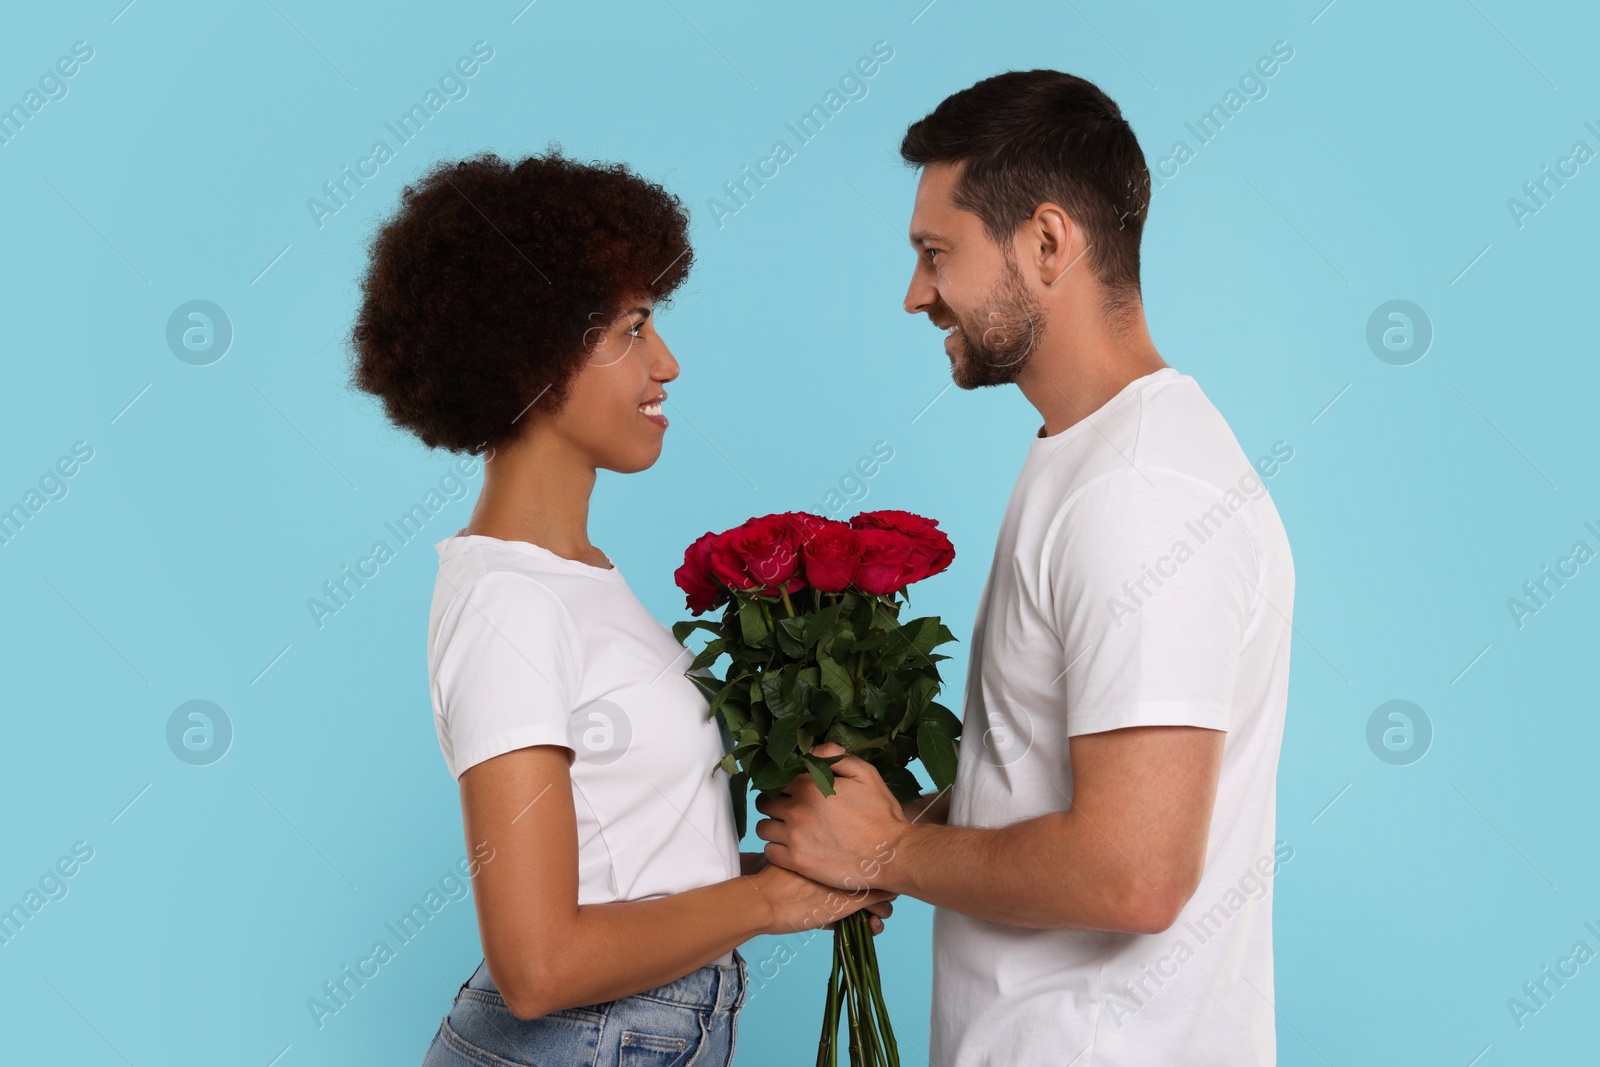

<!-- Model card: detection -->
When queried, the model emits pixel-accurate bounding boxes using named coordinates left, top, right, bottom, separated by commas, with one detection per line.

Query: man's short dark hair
left=900, top=70, right=1151, bottom=306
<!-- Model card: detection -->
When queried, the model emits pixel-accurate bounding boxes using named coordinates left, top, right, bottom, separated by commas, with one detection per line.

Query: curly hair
left=348, top=149, right=694, bottom=454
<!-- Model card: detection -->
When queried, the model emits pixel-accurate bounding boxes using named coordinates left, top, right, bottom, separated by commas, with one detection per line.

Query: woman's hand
left=824, top=894, right=895, bottom=936
left=748, top=862, right=897, bottom=936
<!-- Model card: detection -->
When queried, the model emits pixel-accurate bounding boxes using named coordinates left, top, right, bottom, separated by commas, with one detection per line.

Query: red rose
left=710, top=514, right=807, bottom=596
left=801, top=520, right=861, bottom=592
left=674, top=530, right=726, bottom=615
left=778, top=511, right=831, bottom=548
left=849, top=510, right=955, bottom=583
left=852, top=528, right=920, bottom=596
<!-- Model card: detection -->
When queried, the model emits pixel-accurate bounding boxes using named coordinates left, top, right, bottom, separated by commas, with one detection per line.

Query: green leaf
left=774, top=622, right=806, bottom=658
left=838, top=706, right=875, bottom=729
left=817, top=654, right=855, bottom=709
left=844, top=628, right=893, bottom=655
left=795, top=664, right=820, bottom=694
left=862, top=681, right=889, bottom=725
left=673, top=619, right=722, bottom=644
left=767, top=713, right=804, bottom=762
left=907, top=673, right=937, bottom=713
left=896, top=616, right=932, bottom=653
left=727, top=770, right=750, bottom=840
left=758, top=669, right=785, bottom=711
left=847, top=594, right=873, bottom=636
left=829, top=721, right=873, bottom=750
left=803, top=755, right=837, bottom=797
left=811, top=691, right=841, bottom=734
left=690, top=638, right=727, bottom=671
left=876, top=761, right=925, bottom=804
left=707, top=676, right=742, bottom=718
left=718, top=752, right=738, bottom=775
left=918, top=618, right=959, bottom=656
left=717, top=697, right=749, bottom=733
left=738, top=598, right=770, bottom=646
left=920, top=701, right=962, bottom=738
left=802, top=602, right=846, bottom=648
left=749, top=751, right=796, bottom=793
left=917, top=711, right=960, bottom=792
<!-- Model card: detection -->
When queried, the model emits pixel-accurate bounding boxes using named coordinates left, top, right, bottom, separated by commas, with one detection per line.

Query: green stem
left=840, top=930, right=864, bottom=1066
left=838, top=915, right=880, bottom=1065
left=859, top=918, right=900, bottom=1067
left=818, top=945, right=841, bottom=1067
left=781, top=588, right=796, bottom=617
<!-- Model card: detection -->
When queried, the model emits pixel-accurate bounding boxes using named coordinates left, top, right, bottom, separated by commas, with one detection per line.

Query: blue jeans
left=419, top=951, right=747, bottom=1067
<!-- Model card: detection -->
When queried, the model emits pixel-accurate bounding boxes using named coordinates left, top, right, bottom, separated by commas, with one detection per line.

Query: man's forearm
left=878, top=809, right=1181, bottom=934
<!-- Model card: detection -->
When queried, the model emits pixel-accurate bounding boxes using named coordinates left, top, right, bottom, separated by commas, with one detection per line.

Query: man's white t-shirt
left=427, top=532, right=740, bottom=945
left=931, top=367, right=1295, bottom=1067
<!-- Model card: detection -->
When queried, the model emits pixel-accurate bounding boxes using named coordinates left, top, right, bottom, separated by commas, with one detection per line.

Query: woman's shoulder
left=434, top=538, right=579, bottom=618
left=428, top=543, right=589, bottom=695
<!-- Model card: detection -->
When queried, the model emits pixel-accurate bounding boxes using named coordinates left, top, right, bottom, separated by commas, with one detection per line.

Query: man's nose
left=904, top=268, right=936, bottom=316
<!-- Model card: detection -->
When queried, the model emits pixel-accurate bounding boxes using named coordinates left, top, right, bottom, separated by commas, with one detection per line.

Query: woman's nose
left=656, top=340, right=680, bottom=382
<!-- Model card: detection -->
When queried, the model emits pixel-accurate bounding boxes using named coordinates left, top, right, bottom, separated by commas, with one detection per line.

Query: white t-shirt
left=931, top=367, right=1295, bottom=1067
left=427, top=531, right=741, bottom=931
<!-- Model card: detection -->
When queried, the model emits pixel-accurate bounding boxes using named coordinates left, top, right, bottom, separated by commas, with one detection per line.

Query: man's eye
left=924, top=248, right=941, bottom=264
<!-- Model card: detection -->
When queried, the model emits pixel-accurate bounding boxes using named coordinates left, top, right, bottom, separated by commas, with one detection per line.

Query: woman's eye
left=625, top=322, right=645, bottom=338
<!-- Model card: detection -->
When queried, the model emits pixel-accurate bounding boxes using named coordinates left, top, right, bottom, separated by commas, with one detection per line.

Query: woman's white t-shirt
left=426, top=531, right=740, bottom=923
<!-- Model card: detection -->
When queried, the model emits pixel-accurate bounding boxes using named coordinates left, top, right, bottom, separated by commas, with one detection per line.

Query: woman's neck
left=461, top=435, right=608, bottom=568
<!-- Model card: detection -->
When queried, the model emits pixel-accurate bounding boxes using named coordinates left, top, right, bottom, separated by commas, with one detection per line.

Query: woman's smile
left=640, top=392, right=669, bottom=430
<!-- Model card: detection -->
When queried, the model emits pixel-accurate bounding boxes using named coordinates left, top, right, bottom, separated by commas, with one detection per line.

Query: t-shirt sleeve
left=1045, top=467, right=1261, bottom=737
left=433, top=570, right=582, bottom=781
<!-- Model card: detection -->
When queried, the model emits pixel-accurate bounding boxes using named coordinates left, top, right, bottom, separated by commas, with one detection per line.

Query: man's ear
left=1029, top=202, right=1087, bottom=287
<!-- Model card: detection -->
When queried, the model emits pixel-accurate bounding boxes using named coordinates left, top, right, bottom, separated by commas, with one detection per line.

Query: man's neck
left=1016, top=303, right=1167, bottom=439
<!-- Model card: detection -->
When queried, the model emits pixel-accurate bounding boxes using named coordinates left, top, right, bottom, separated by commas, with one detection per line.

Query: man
left=754, top=70, right=1296, bottom=1065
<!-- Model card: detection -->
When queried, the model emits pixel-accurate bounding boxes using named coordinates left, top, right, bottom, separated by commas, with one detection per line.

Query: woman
left=349, top=150, right=893, bottom=1066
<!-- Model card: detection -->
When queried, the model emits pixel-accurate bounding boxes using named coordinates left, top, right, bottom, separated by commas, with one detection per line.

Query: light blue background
left=2, top=1, right=1596, bottom=1064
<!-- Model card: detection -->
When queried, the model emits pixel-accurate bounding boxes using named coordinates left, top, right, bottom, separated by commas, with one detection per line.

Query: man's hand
left=753, top=743, right=909, bottom=893
left=759, top=725, right=1224, bottom=933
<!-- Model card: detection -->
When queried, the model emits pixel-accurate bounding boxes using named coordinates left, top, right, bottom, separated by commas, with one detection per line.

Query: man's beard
left=942, top=258, right=1046, bottom=390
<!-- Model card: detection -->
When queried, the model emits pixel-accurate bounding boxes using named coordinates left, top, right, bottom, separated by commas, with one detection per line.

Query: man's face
left=903, top=162, right=1045, bottom=390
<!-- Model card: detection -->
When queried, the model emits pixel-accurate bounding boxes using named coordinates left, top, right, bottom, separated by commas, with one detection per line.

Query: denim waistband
left=635, top=950, right=746, bottom=1012
left=465, top=949, right=745, bottom=1014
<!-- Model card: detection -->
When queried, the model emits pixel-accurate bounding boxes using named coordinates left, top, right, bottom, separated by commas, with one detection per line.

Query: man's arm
left=755, top=725, right=1224, bottom=935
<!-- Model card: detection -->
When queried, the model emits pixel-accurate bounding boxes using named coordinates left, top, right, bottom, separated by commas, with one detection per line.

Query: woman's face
left=548, top=296, right=679, bottom=474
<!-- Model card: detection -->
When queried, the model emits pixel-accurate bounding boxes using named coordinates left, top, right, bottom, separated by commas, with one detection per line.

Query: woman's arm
left=461, top=744, right=890, bottom=1020
left=901, top=788, right=951, bottom=826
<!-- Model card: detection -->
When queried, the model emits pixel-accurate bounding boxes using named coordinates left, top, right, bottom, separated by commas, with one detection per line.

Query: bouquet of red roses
left=672, top=509, right=960, bottom=1067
